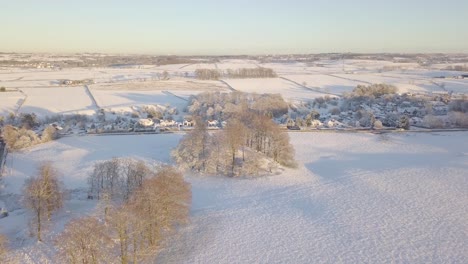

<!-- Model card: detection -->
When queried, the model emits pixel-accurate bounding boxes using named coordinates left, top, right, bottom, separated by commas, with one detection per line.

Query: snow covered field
left=1, top=57, right=468, bottom=262
left=1, top=132, right=467, bottom=263
left=0, top=91, right=23, bottom=116
left=19, top=87, right=96, bottom=117
left=223, top=78, right=328, bottom=101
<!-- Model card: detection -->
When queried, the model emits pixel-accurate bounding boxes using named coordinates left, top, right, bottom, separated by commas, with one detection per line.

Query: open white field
left=283, top=74, right=363, bottom=94
left=1, top=132, right=467, bottom=263
left=90, top=80, right=228, bottom=112
left=223, top=78, right=329, bottom=101
left=19, top=87, right=96, bottom=117
left=0, top=91, right=23, bottom=116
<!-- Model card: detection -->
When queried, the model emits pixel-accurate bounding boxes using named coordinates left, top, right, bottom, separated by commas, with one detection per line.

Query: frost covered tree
left=23, top=162, right=64, bottom=241
left=172, top=118, right=210, bottom=172
left=87, top=158, right=151, bottom=201
left=1, top=125, right=40, bottom=150
left=0, top=234, right=8, bottom=262
left=55, top=217, right=112, bottom=264
left=174, top=111, right=296, bottom=176
left=224, top=118, right=247, bottom=176
left=120, top=166, right=191, bottom=263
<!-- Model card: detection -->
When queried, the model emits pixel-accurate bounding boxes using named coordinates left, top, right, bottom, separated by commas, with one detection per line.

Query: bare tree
left=88, top=158, right=150, bottom=201
left=106, top=166, right=191, bottom=264
left=224, top=119, right=246, bottom=176
left=172, top=118, right=210, bottom=172
left=55, top=217, right=112, bottom=264
left=23, top=162, right=64, bottom=241
left=0, top=234, right=8, bottom=262
left=108, top=204, right=153, bottom=264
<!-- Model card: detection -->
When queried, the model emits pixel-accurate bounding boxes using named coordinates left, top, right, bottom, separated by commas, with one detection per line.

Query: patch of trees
left=2, top=125, right=57, bottom=150
left=195, top=69, right=221, bottom=80
left=187, top=91, right=289, bottom=120
left=173, top=111, right=296, bottom=177
left=225, top=67, right=277, bottom=78
left=445, top=65, right=468, bottom=72
left=87, top=158, right=152, bottom=201
left=382, top=113, right=410, bottom=130
left=54, top=163, right=191, bottom=263
left=449, top=97, right=468, bottom=113
left=195, top=67, right=277, bottom=80
left=347, top=84, right=398, bottom=99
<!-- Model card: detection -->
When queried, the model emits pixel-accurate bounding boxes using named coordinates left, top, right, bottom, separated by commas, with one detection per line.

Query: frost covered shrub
left=358, top=111, right=375, bottom=127
left=449, top=98, right=468, bottom=113
left=329, top=108, right=341, bottom=115
left=448, top=112, right=468, bottom=127
left=131, top=111, right=140, bottom=118
left=374, top=120, right=383, bottom=129
left=423, top=115, right=445, bottom=128
left=2, top=125, right=40, bottom=150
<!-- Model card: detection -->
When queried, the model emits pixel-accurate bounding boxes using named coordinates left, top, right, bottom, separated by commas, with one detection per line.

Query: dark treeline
left=195, top=67, right=277, bottom=80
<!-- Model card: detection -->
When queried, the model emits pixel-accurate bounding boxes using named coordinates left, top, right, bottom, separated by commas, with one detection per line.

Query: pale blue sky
left=1, top=0, right=467, bottom=55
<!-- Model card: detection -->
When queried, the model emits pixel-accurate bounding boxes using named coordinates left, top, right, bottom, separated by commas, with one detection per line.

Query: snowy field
left=0, top=91, right=23, bottom=116
left=19, top=87, right=96, bottom=117
left=1, top=132, right=467, bottom=263
left=90, top=80, right=228, bottom=114
left=223, top=78, right=328, bottom=101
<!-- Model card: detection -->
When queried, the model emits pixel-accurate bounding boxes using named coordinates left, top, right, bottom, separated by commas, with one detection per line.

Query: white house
left=207, top=120, right=219, bottom=127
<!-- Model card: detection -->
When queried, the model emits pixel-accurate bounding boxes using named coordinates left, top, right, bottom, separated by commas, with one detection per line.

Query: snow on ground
left=1, top=132, right=467, bottom=263
left=19, top=87, right=96, bottom=118
left=0, top=91, right=23, bottom=116
left=223, top=78, right=327, bottom=101
left=330, top=73, right=450, bottom=94
left=283, top=74, right=363, bottom=94
left=156, top=132, right=468, bottom=264
left=90, top=80, right=228, bottom=112
left=3, top=134, right=182, bottom=194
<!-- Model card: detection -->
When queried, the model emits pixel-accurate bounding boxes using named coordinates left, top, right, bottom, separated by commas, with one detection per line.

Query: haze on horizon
left=1, top=0, right=467, bottom=55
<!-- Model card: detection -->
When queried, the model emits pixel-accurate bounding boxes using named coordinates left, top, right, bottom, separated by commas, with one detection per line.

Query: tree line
left=2, top=125, right=56, bottom=150
left=195, top=67, right=277, bottom=80
left=56, top=164, right=190, bottom=264
left=9, top=160, right=191, bottom=263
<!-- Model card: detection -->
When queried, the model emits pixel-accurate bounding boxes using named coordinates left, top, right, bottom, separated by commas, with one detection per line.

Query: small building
left=207, top=120, right=219, bottom=127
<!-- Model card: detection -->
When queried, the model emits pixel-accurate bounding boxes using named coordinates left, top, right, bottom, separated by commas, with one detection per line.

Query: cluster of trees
left=194, top=69, right=222, bottom=80
left=87, top=158, right=152, bottom=201
left=55, top=164, right=190, bottom=263
left=187, top=91, right=289, bottom=120
left=382, top=113, right=410, bottom=129
left=195, top=67, right=277, bottom=80
left=445, top=65, right=468, bottom=72
left=423, top=112, right=468, bottom=128
left=449, top=97, right=468, bottom=113
left=173, top=112, right=296, bottom=177
left=347, top=84, right=398, bottom=98
left=224, top=67, right=277, bottom=78
left=20, top=160, right=190, bottom=263
left=2, top=125, right=56, bottom=150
